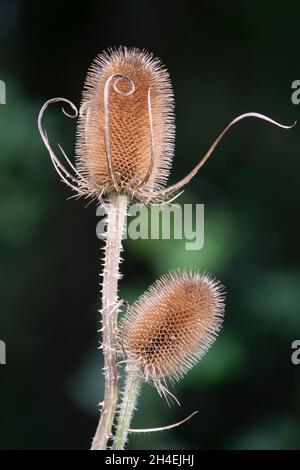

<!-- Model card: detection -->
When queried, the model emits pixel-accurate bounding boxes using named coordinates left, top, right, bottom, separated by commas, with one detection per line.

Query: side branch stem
left=113, top=372, right=142, bottom=450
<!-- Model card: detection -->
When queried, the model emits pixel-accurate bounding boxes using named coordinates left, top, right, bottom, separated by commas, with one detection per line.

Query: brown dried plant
left=38, top=46, right=294, bottom=450
left=112, top=271, right=224, bottom=449
left=123, top=271, right=224, bottom=384
left=76, top=48, right=175, bottom=196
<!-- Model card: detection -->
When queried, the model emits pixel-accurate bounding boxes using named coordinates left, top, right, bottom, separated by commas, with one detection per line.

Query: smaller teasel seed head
left=123, top=270, right=225, bottom=384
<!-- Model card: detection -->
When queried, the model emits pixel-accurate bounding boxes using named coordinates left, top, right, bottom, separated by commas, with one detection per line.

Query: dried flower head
left=38, top=46, right=294, bottom=203
left=38, top=47, right=176, bottom=201
left=122, top=270, right=225, bottom=384
left=76, top=47, right=174, bottom=195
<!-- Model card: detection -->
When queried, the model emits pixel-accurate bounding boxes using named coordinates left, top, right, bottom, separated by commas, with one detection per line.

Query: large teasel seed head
left=123, top=271, right=225, bottom=384
left=39, top=46, right=294, bottom=202
left=76, top=47, right=175, bottom=195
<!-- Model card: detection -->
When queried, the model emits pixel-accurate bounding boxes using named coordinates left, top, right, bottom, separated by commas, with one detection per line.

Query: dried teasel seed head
left=123, top=270, right=225, bottom=384
left=76, top=47, right=175, bottom=196
left=38, top=47, right=294, bottom=203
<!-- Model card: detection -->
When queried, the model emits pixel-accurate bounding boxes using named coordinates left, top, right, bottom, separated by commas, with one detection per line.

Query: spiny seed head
left=39, top=47, right=293, bottom=203
left=123, top=270, right=225, bottom=383
left=76, top=47, right=175, bottom=196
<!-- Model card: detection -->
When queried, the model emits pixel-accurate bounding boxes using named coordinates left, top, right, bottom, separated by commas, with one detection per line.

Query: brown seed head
left=76, top=47, right=175, bottom=196
left=123, top=271, right=225, bottom=383
left=39, top=47, right=294, bottom=203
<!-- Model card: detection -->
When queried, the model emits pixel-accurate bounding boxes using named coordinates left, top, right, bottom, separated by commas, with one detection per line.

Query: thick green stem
left=113, top=372, right=142, bottom=450
left=91, top=193, right=128, bottom=450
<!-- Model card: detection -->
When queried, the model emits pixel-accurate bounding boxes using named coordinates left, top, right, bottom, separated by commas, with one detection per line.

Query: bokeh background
left=0, top=0, right=300, bottom=450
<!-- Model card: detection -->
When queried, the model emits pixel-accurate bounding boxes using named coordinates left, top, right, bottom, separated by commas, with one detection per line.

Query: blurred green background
left=0, top=0, right=300, bottom=450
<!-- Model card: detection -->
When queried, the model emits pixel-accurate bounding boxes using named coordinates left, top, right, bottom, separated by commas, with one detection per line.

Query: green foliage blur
left=0, top=0, right=299, bottom=450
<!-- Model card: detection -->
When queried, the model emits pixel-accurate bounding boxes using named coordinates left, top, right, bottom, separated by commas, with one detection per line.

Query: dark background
left=0, top=0, right=300, bottom=450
